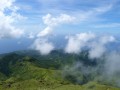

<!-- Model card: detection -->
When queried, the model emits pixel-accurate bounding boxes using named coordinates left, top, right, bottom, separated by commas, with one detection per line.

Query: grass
left=0, top=51, right=120, bottom=90
left=1, top=80, right=120, bottom=90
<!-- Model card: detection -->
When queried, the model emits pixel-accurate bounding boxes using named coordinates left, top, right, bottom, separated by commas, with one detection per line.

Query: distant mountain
left=0, top=50, right=120, bottom=90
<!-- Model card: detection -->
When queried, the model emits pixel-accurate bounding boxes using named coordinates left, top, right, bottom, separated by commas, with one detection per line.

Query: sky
left=15, top=0, right=120, bottom=34
left=0, top=0, right=120, bottom=54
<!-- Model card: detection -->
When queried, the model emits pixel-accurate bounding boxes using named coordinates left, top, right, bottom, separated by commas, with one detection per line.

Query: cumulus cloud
left=31, top=13, right=75, bottom=54
left=37, top=14, right=76, bottom=37
left=0, top=0, right=14, bottom=11
left=89, top=36, right=115, bottom=59
left=65, top=32, right=95, bottom=54
left=31, top=39, right=54, bottom=55
left=0, top=0, right=24, bottom=39
left=65, top=32, right=116, bottom=59
left=0, top=24, right=24, bottom=38
left=32, top=13, right=75, bottom=54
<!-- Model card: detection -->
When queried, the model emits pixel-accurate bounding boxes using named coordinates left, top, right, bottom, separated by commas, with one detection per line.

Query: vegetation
left=0, top=50, right=120, bottom=90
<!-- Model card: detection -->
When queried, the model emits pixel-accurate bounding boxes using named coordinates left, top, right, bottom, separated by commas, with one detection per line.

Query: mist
left=62, top=41, right=120, bottom=87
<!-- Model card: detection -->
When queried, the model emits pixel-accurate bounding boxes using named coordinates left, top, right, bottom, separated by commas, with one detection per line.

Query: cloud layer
left=0, top=0, right=24, bottom=39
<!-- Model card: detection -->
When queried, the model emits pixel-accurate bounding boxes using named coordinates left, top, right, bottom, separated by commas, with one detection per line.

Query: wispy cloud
left=91, top=23, right=120, bottom=28
left=14, top=0, right=119, bottom=35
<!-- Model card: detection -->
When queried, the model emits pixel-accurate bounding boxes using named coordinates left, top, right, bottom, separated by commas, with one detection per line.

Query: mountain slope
left=0, top=50, right=120, bottom=90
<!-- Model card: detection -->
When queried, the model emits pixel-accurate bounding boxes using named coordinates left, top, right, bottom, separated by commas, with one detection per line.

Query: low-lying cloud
left=62, top=50, right=120, bottom=87
left=31, top=38, right=54, bottom=55
left=65, top=32, right=116, bottom=59
left=89, top=36, right=115, bottom=59
left=105, top=51, right=120, bottom=75
left=65, top=32, right=95, bottom=54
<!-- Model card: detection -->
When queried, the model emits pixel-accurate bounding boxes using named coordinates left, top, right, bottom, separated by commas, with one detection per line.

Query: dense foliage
left=0, top=50, right=120, bottom=90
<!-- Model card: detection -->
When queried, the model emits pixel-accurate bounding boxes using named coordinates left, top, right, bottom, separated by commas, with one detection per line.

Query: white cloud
left=0, top=0, right=14, bottom=11
left=105, top=52, right=120, bottom=75
left=65, top=32, right=95, bottom=54
left=93, top=4, right=112, bottom=14
left=31, top=39, right=54, bottom=55
left=89, top=35, right=116, bottom=59
left=65, top=4, right=112, bottom=24
left=32, top=13, right=75, bottom=54
left=37, top=14, right=76, bottom=37
left=89, top=43, right=106, bottom=59
left=91, top=23, right=120, bottom=28
left=65, top=32, right=116, bottom=59
left=100, top=36, right=115, bottom=44
left=0, top=23, right=24, bottom=38
left=0, top=0, right=24, bottom=39
left=38, top=26, right=53, bottom=37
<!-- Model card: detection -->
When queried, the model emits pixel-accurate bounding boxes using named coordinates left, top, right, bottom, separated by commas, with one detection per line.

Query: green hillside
left=0, top=50, right=120, bottom=90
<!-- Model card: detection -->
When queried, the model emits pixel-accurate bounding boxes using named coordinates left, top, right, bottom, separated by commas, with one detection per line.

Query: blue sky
left=13, top=0, right=120, bottom=35
left=0, top=0, right=120, bottom=54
